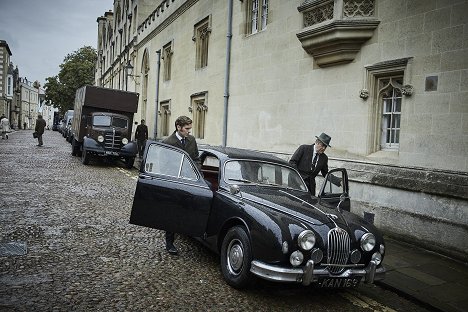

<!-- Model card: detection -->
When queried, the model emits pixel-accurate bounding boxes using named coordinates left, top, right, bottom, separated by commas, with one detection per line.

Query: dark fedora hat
left=315, top=132, right=331, bottom=147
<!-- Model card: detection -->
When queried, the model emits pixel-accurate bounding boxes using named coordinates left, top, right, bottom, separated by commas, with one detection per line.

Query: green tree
left=44, top=46, right=97, bottom=114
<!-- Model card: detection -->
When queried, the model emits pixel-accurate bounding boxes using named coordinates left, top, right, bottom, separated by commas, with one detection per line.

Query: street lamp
left=125, top=60, right=133, bottom=91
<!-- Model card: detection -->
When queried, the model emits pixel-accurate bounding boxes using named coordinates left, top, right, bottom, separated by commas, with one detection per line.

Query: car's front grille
left=327, top=227, right=351, bottom=274
left=104, top=129, right=122, bottom=152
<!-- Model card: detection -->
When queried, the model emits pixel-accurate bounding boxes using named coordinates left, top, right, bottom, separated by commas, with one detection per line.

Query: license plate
left=318, top=277, right=361, bottom=288
left=105, top=151, right=119, bottom=156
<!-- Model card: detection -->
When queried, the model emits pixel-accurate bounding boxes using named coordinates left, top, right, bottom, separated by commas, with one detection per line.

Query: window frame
left=193, top=16, right=211, bottom=69
left=162, top=41, right=173, bottom=81
left=190, top=92, right=208, bottom=139
left=246, top=0, right=269, bottom=35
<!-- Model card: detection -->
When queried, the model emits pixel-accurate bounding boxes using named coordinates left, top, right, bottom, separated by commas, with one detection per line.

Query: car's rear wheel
left=81, top=147, right=90, bottom=165
left=221, top=226, right=253, bottom=289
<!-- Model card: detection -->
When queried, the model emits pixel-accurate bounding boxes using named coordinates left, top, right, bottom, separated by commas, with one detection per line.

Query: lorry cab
left=70, top=85, right=139, bottom=169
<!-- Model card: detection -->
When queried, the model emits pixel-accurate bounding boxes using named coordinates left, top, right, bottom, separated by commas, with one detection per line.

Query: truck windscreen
left=93, top=116, right=128, bottom=128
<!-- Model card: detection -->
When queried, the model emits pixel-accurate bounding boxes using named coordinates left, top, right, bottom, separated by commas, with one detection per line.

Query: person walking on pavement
left=162, top=116, right=201, bottom=255
left=0, top=114, right=10, bottom=139
left=35, top=114, right=46, bottom=146
left=289, top=132, right=332, bottom=196
left=134, top=119, right=148, bottom=158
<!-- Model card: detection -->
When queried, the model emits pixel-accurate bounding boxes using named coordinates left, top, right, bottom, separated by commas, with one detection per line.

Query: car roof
left=200, top=145, right=289, bottom=165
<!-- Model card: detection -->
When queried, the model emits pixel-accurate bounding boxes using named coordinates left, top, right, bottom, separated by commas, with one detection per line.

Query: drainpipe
left=222, top=0, right=233, bottom=147
left=154, top=50, right=161, bottom=139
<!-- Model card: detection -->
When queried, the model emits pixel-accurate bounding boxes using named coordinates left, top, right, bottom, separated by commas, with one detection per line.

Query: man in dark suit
left=162, top=116, right=200, bottom=255
left=134, top=119, right=148, bottom=158
left=289, top=132, right=332, bottom=196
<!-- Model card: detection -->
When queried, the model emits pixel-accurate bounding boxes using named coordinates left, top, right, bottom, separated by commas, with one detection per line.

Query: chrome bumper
left=250, top=260, right=385, bottom=286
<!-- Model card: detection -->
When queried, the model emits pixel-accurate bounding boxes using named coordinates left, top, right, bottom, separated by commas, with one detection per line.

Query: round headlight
left=97, top=135, right=104, bottom=143
left=122, top=138, right=128, bottom=145
left=371, top=252, right=382, bottom=265
left=360, top=233, right=376, bottom=252
left=298, top=230, right=316, bottom=251
left=289, top=250, right=304, bottom=267
left=380, top=244, right=385, bottom=255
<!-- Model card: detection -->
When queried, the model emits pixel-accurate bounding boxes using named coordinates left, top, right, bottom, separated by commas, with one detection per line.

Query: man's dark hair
left=175, top=116, right=192, bottom=130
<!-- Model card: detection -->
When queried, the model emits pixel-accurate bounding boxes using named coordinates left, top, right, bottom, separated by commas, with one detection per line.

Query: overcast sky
left=0, top=0, right=112, bottom=87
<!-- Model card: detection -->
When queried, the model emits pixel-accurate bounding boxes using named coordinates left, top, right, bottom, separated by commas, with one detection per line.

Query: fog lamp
left=122, top=138, right=128, bottom=145
left=371, top=252, right=382, bottom=265
left=290, top=251, right=304, bottom=267
left=97, top=135, right=104, bottom=143
left=310, top=248, right=323, bottom=263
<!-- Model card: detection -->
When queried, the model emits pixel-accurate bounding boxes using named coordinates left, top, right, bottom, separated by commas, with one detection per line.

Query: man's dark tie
left=311, top=153, right=318, bottom=171
left=181, top=138, right=186, bottom=147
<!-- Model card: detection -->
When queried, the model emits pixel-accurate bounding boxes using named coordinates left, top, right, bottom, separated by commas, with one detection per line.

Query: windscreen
left=224, top=160, right=307, bottom=191
left=93, top=115, right=128, bottom=128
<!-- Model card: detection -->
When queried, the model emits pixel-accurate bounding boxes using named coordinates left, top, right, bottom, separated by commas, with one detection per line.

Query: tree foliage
left=44, top=46, right=97, bottom=114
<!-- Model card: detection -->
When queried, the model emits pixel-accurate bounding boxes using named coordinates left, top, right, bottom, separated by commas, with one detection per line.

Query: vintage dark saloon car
left=130, top=142, right=386, bottom=289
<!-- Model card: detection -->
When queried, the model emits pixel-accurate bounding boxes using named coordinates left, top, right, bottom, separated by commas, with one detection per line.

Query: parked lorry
left=70, top=85, right=139, bottom=168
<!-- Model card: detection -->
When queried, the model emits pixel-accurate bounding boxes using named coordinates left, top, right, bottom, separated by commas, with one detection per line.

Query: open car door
left=318, top=168, right=350, bottom=212
left=130, top=141, right=213, bottom=237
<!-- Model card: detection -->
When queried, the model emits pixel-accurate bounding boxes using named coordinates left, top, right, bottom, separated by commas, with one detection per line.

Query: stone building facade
left=95, top=0, right=468, bottom=260
left=0, top=40, right=13, bottom=118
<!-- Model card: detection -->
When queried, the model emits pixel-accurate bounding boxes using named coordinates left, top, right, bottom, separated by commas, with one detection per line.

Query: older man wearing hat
left=289, top=132, right=332, bottom=195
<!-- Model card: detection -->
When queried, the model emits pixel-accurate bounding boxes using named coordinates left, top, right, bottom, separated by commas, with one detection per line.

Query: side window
left=145, top=144, right=198, bottom=180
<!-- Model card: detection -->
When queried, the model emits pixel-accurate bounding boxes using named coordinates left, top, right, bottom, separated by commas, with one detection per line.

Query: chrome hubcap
left=227, top=239, right=244, bottom=275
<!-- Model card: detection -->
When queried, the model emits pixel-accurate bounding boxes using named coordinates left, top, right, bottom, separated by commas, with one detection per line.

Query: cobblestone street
left=0, top=130, right=429, bottom=311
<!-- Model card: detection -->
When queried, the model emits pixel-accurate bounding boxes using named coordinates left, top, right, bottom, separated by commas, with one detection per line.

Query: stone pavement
left=377, top=237, right=468, bottom=312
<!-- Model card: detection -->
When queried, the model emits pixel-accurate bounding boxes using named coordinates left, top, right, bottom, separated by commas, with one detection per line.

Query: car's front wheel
left=221, top=226, right=253, bottom=289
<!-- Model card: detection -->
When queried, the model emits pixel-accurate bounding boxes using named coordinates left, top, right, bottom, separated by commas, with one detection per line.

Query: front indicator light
left=298, top=230, right=316, bottom=251
left=380, top=244, right=385, bottom=255
left=290, top=251, right=304, bottom=267
left=122, top=138, right=128, bottom=145
left=371, top=252, right=382, bottom=265
left=97, top=135, right=104, bottom=143
left=360, top=233, right=376, bottom=252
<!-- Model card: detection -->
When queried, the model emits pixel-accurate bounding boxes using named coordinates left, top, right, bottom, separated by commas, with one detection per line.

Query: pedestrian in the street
left=289, top=132, right=332, bottom=196
left=0, top=114, right=10, bottom=139
left=35, top=114, right=46, bottom=146
left=134, top=119, right=148, bottom=158
left=162, top=116, right=200, bottom=255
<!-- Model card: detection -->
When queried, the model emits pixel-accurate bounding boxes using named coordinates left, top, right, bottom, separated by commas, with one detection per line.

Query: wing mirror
left=229, top=184, right=241, bottom=196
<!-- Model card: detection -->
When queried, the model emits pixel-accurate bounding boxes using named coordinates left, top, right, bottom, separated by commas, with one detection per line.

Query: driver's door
left=318, top=168, right=350, bottom=211
left=130, top=142, right=213, bottom=236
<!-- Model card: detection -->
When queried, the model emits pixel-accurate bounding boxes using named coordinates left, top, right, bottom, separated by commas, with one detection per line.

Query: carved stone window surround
left=296, top=0, right=380, bottom=67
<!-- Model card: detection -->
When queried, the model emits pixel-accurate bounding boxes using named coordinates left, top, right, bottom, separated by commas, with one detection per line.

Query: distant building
left=18, top=78, right=39, bottom=130
left=0, top=40, right=13, bottom=118
left=95, top=0, right=468, bottom=260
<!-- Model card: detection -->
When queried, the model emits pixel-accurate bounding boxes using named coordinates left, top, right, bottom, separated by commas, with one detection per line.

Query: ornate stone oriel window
left=296, top=0, right=380, bottom=67
left=193, top=16, right=211, bottom=69
left=189, top=92, right=208, bottom=139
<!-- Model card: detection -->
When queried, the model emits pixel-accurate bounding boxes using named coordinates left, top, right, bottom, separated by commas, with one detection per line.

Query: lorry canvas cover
left=81, top=86, right=138, bottom=113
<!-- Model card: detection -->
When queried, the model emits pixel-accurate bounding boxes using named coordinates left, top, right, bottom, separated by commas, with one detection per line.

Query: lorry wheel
left=125, top=157, right=135, bottom=169
left=81, top=148, right=90, bottom=165
left=71, top=139, right=78, bottom=156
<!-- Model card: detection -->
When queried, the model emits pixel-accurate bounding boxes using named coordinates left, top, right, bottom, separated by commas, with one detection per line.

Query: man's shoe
left=166, top=244, right=178, bottom=255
